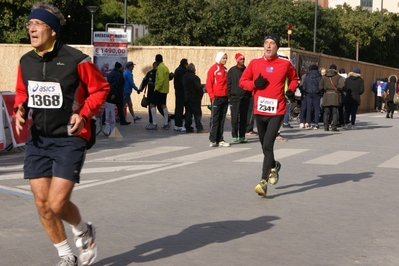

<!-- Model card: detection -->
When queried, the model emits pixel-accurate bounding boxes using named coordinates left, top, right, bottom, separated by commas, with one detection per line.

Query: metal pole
left=86, top=6, right=98, bottom=45
left=90, top=13, right=94, bottom=45
left=313, top=0, right=318, bottom=53
left=380, top=0, right=383, bottom=21
left=356, top=42, right=359, bottom=61
left=124, top=0, right=127, bottom=32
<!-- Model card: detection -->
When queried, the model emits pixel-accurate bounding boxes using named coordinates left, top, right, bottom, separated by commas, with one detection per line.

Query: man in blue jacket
left=123, top=61, right=142, bottom=123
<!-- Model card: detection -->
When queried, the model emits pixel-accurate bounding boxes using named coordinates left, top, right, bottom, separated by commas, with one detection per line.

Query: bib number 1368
left=30, top=94, right=61, bottom=107
left=27, top=80, right=63, bottom=109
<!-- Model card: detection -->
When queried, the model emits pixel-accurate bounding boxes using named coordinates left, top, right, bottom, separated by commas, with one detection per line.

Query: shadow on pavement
left=269, top=171, right=374, bottom=199
left=94, top=216, right=279, bottom=265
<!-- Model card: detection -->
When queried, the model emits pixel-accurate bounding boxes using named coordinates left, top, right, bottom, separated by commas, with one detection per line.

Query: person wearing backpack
left=385, top=75, right=398, bottom=119
left=343, top=68, right=364, bottom=129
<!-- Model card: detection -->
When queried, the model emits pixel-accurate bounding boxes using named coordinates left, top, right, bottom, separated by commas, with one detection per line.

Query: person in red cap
left=228, top=53, right=251, bottom=143
left=239, top=33, right=299, bottom=198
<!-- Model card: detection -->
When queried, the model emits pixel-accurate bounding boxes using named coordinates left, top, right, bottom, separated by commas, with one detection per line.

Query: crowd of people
left=297, top=64, right=399, bottom=131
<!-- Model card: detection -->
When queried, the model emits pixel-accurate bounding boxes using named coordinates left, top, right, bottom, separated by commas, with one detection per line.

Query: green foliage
left=1, top=0, right=399, bottom=67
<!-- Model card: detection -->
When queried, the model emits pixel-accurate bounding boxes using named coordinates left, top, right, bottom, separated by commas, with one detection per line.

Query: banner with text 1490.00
left=93, top=31, right=128, bottom=79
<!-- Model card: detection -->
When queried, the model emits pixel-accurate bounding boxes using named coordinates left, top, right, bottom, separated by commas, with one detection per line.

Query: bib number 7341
left=27, top=80, right=63, bottom=109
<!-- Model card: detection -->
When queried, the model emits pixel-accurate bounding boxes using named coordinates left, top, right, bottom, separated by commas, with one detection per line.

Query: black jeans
left=305, top=94, right=321, bottom=125
left=185, top=99, right=203, bottom=131
left=255, top=115, right=283, bottom=180
left=209, top=97, right=228, bottom=143
left=323, top=106, right=338, bottom=129
left=345, top=101, right=359, bottom=125
left=230, top=96, right=250, bottom=138
left=174, top=91, right=185, bottom=127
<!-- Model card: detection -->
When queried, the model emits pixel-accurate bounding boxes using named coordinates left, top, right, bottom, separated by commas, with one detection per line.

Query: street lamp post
left=313, top=0, right=318, bottom=53
left=86, top=6, right=98, bottom=45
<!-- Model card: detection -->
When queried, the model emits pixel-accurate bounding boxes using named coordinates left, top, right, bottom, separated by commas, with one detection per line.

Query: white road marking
left=164, top=147, right=250, bottom=162
left=304, top=151, right=368, bottom=165
left=87, top=146, right=190, bottom=162
left=377, top=154, right=399, bottom=168
left=73, top=162, right=194, bottom=190
left=235, top=148, right=309, bottom=163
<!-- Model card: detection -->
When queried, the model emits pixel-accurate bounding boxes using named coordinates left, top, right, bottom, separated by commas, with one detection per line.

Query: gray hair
left=32, top=2, right=66, bottom=25
left=187, top=63, right=196, bottom=72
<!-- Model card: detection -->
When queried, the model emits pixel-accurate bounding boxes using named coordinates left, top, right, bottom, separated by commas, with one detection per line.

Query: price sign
left=93, top=31, right=128, bottom=78
left=94, top=47, right=127, bottom=57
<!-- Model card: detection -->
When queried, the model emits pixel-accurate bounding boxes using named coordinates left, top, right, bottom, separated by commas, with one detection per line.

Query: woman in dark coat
left=385, top=75, right=398, bottom=119
left=319, top=64, right=344, bottom=131
left=343, top=68, right=364, bottom=129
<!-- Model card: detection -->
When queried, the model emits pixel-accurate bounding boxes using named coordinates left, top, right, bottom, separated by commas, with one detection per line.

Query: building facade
left=329, top=0, right=398, bottom=13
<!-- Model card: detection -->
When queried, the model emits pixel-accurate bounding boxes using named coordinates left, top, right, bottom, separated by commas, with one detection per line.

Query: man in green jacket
left=146, top=54, right=174, bottom=130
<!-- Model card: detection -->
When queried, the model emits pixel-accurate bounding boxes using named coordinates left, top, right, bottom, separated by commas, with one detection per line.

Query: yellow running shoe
left=269, top=161, right=281, bottom=186
left=254, top=179, right=268, bottom=197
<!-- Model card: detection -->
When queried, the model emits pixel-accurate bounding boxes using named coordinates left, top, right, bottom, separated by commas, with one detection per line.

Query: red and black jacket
left=14, top=41, right=110, bottom=142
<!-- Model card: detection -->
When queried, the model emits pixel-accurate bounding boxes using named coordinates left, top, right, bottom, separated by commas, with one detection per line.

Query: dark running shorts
left=123, top=93, right=132, bottom=103
left=23, top=134, right=87, bottom=183
left=151, top=91, right=167, bottom=105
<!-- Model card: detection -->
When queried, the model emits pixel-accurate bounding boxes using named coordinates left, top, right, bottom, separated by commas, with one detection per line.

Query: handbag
left=140, top=87, right=148, bottom=108
left=382, top=90, right=389, bottom=101
left=329, top=77, right=342, bottom=105
left=393, top=92, right=399, bottom=105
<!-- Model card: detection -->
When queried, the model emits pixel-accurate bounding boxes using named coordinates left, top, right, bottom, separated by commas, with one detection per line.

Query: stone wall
left=1, top=44, right=398, bottom=114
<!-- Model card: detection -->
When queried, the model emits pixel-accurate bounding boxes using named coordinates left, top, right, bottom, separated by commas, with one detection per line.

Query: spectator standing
left=228, top=53, right=250, bottom=143
left=106, top=62, right=130, bottom=125
left=377, top=78, right=388, bottom=113
left=303, top=64, right=322, bottom=129
left=385, top=75, right=398, bottom=119
left=206, top=52, right=230, bottom=147
left=123, top=61, right=142, bottom=123
left=146, top=54, right=173, bottom=130
left=298, top=72, right=307, bottom=128
left=319, top=64, right=344, bottom=132
left=183, top=63, right=208, bottom=133
left=343, top=68, right=364, bottom=129
left=173, top=58, right=188, bottom=132
left=337, top=68, right=347, bottom=126
left=239, top=33, right=299, bottom=197
left=140, top=62, right=164, bottom=125
left=13, top=2, right=109, bottom=265
left=372, top=78, right=381, bottom=112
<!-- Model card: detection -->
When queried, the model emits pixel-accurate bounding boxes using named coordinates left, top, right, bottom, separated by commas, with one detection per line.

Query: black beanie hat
left=114, top=62, right=122, bottom=69
left=329, top=64, right=337, bottom=70
left=155, top=54, right=163, bottom=63
left=264, top=33, right=280, bottom=48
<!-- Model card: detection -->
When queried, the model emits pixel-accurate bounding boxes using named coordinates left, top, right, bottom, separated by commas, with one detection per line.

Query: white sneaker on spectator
left=174, top=126, right=186, bottom=132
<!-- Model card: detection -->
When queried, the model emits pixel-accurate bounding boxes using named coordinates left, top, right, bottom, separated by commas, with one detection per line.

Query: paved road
left=1, top=111, right=399, bottom=266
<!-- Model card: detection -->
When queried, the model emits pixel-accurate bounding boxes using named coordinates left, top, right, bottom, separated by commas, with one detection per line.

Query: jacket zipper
left=42, top=60, right=48, bottom=136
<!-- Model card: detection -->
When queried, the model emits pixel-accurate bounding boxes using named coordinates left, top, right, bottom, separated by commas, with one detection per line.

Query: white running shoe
left=56, top=256, right=78, bottom=266
left=74, top=222, right=97, bottom=266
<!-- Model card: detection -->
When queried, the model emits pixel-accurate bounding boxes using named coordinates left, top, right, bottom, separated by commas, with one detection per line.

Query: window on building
left=360, top=0, right=372, bottom=8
